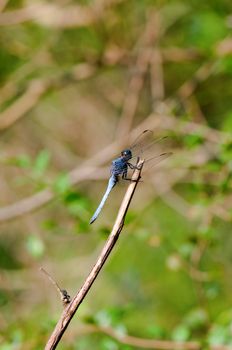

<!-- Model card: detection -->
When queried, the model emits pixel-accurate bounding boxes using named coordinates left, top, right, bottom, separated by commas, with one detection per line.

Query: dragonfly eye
left=121, top=149, right=132, bottom=160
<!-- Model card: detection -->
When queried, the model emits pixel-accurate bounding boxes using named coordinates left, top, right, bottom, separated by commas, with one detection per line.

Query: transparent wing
left=129, top=129, right=169, bottom=162
left=143, top=152, right=173, bottom=171
left=114, top=130, right=172, bottom=179
left=117, top=152, right=172, bottom=182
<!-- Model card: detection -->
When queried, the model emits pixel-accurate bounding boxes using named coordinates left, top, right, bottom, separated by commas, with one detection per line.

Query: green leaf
left=0, top=289, right=11, bottom=306
left=53, top=173, right=70, bottom=194
left=171, top=325, right=191, bottom=341
left=0, top=244, right=22, bottom=270
left=101, top=338, right=118, bottom=350
left=25, top=235, right=44, bottom=258
left=189, top=12, right=227, bottom=50
left=95, top=310, right=112, bottom=327
left=205, top=282, right=221, bottom=300
left=33, top=150, right=50, bottom=176
left=178, top=242, right=195, bottom=258
left=217, top=57, right=232, bottom=76
left=98, top=226, right=111, bottom=239
left=8, top=154, right=31, bottom=168
left=207, top=325, right=229, bottom=345
left=147, top=325, right=166, bottom=338
left=184, top=308, right=208, bottom=330
left=182, top=134, right=204, bottom=149
left=41, top=219, right=58, bottom=231
left=63, top=191, right=89, bottom=219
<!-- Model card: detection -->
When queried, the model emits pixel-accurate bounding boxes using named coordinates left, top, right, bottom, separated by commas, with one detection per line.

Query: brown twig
left=44, top=159, right=144, bottom=349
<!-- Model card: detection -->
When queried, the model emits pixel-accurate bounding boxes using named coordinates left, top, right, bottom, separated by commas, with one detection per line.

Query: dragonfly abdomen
left=89, top=175, right=118, bottom=224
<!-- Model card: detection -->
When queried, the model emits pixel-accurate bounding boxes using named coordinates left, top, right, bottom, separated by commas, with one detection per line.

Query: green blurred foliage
left=1, top=0, right=232, bottom=349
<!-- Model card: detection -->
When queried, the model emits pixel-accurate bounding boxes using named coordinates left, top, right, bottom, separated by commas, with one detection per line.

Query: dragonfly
left=90, top=130, right=171, bottom=224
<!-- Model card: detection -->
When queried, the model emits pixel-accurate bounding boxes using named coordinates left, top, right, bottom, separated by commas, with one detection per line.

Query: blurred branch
left=162, top=47, right=202, bottom=62
left=212, top=346, right=232, bottom=350
left=0, top=116, right=161, bottom=222
left=150, top=48, right=165, bottom=107
left=0, top=0, right=9, bottom=12
left=0, top=46, right=201, bottom=118
left=75, top=324, right=200, bottom=350
left=117, top=9, right=194, bottom=136
left=151, top=47, right=165, bottom=104
left=0, top=63, right=96, bottom=132
left=116, top=11, right=160, bottom=137
left=0, top=43, right=52, bottom=106
left=177, top=61, right=216, bottom=100
left=0, top=0, right=124, bottom=27
left=0, top=80, right=47, bottom=131
left=0, top=152, right=117, bottom=222
left=116, top=48, right=151, bottom=136
left=158, top=189, right=192, bottom=218
left=0, top=38, right=210, bottom=134
left=149, top=14, right=165, bottom=107
left=0, top=165, right=105, bottom=222
left=0, top=113, right=228, bottom=223
left=216, top=37, right=232, bottom=56
left=182, top=94, right=207, bottom=124
left=72, top=324, right=232, bottom=350
left=45, top=159, right=144, bottom=349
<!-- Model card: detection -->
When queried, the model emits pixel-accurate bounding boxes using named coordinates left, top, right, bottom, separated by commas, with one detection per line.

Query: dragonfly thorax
left=121, top=149, right=132, bottom=161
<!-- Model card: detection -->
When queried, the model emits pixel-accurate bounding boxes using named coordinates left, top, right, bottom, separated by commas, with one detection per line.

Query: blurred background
left=1, top=0, right=232, bottom=349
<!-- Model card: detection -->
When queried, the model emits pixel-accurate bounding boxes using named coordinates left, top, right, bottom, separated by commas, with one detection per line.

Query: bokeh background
left=1, top=0, right=232, bottom=349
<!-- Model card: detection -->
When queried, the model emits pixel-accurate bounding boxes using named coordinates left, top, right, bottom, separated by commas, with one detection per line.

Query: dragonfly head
left=121, top=149, right=132, bottom=161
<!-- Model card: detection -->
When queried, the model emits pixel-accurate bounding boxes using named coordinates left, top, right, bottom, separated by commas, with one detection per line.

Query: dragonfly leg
left=122, top=172, right=142, bottom=182
left=127, top=162, right=142, bottom=170
left=122, top=170, right=133, bottom=181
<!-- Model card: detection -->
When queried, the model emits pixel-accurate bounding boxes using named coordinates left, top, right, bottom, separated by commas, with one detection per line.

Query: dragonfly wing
left=130, top=130, right=168, bottom=162
left=143, top=152, right=173, bottom=171
left=90, top=176, right=117, bottom=224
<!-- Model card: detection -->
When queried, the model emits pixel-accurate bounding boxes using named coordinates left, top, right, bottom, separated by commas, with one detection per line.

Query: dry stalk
left=44, top=159, right=144, bottom=349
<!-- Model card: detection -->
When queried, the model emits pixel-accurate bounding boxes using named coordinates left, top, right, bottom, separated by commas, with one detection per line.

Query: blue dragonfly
left=90, top=130, right=171, bottom=224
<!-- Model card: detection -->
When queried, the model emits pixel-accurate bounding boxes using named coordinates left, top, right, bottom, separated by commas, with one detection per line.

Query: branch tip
left=40, top=267, right=71, bottom=306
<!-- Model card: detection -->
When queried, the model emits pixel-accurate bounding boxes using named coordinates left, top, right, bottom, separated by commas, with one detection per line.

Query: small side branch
left=40, top=267, right=71, bottom=306
left=45, top=159, right=144, bottom=350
